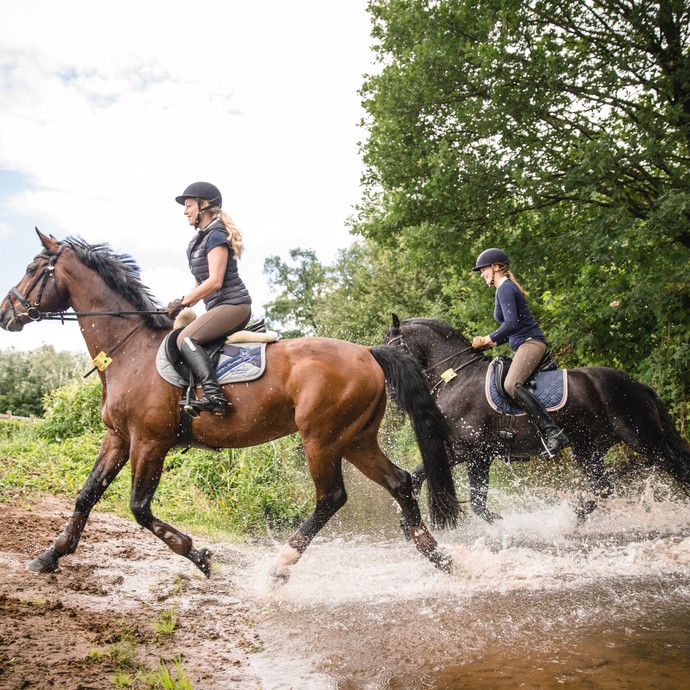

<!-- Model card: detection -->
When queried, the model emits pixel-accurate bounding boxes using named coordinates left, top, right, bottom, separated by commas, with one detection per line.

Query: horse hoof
left=268, top=567, right=291, bottom=586
left=475, top=508, right=502, bottom=524
left=576, top=499, right=598, bottom=524
left=428, top=549, right=453, bottom=573
left=26, top=550, right=59, bottom=574
left=189, top=547, right=213, bottom=578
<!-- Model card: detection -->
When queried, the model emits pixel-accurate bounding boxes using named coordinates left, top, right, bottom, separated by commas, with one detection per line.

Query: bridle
left=7, top=247, right=65, bottom=323
left=5, top=244, right=170, bottom=378
left=387, top=328, right=480, bottom=394
left=5, top=245, right=167, bottom=323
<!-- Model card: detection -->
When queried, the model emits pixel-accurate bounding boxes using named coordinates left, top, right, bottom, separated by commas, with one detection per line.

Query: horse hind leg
left=569, top=442, right=614, bottom=523
left=269, top=455, right=348, bottom=585
left=346, top=441, right=452, bottom=573
left=27, top=430, right=129, bottom=573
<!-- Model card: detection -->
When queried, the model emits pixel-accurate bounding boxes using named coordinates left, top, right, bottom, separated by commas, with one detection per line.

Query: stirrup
left=180, top=395, right=227, bottom=416
left=539, top=429, right=570, bottom=458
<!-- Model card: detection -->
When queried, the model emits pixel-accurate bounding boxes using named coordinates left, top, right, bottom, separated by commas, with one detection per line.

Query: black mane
left=405, top=317, right=471, bottom=344
left=61, top=236, right=171, bottom=330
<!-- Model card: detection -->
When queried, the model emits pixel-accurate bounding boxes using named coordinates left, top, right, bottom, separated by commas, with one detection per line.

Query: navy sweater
left=489, top=278, right=546, bottom=351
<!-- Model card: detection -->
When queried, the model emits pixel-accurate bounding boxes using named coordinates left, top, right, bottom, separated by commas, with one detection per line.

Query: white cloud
left=0, top=0, right=373, bottom=352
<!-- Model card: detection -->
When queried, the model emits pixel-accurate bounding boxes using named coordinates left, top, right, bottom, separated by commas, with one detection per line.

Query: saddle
left=156, top=319, right=277, bottom=452
left=493, top=349, right=558, bottom=401
left=486, top=352, right=567, bottom=417
left=487, top=351, right=567, bottom=446
left=158, top=318, right=276, bottom=388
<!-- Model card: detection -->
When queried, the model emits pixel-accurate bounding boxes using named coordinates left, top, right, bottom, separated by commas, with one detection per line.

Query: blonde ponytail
left=506, top=269, right=527, bottom=296
left=209, top=207, right=244, bottom=259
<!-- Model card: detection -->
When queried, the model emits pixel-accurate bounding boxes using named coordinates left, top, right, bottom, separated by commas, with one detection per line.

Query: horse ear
left=35, top=227, right=59, bottom=252
left=391, top=313, right=401, bottom=328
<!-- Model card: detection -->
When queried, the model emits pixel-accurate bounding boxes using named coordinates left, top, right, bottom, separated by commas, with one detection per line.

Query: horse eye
left=25, top=265, right=36, bottom=275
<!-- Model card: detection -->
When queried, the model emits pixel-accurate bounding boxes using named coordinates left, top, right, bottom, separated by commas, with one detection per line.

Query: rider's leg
left=177, top=303, right=251, bottom=415
left=505, top=339, right=569, bottom=458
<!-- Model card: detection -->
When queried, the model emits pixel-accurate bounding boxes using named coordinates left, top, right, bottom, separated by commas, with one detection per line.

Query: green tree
left=263, top=248, right=333, bottom=338
left=0, top=346, right=91, bottom=417
left=354, top=0, right=690, bottom=423
left=316, top=239, right=456, bottom=343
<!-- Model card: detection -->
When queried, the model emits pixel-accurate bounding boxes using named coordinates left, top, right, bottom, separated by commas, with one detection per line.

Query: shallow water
left=245, top=471, right=690, bottom=689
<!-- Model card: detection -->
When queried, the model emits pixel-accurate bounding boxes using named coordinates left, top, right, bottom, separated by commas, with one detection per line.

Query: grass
left=0, top=417, right=313, bottom=541
left=152, top=608, right=178, bottom=641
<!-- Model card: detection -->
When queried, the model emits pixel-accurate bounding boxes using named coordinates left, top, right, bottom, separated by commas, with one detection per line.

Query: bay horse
left=385, top=315, right=690, bottom=522
left=0, top=230, right=459, bottom=582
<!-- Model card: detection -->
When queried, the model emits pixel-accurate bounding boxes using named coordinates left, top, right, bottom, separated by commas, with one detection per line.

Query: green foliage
left=0, top=378, right=312, bottom=537
left=345, top=0, right=690, bottom=428
left=263, top=248, right=333, bottom=337
left=0, top=345, right=90, bottom=417
left=40, top=378, right=105, bottom=441
left=148, top=658, right=194, bottom=690
left=152, top=608, right=178, bottom=641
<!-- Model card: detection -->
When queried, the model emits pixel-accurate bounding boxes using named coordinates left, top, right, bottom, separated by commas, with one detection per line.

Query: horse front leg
left=27, top=430, right=129, bottom=573
left=467, top=455, right=502, bottom=523
left=128, top=441, right=212, bottom=577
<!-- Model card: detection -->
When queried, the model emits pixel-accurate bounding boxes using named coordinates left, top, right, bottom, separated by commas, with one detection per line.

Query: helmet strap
left=194, top=198, right=209, bottom=229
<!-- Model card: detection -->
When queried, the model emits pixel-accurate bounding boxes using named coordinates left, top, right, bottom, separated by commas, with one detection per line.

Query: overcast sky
left=0, top=0, right=374, bottom=353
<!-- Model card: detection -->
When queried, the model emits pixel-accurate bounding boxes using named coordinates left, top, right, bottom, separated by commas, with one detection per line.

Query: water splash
left=242, top=475, right=690, bottom=688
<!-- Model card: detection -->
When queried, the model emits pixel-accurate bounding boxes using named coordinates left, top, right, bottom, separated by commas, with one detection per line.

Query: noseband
left=7, top=247, right=65, bottom=323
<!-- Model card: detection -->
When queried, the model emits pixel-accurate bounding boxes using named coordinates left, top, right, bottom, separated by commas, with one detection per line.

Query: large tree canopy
left=358, top=0, right=690, bottom=247
left=351, top=0, right=689, bottom=422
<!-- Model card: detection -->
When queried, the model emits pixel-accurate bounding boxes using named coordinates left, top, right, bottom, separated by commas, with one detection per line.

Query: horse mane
left=404, top=317, right=471, bottom=345
left=60, top=236, right=172, bottom=330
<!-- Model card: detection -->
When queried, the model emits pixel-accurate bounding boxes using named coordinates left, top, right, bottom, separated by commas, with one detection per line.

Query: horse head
left=0, top=228, right=70, bottom=332
left=1, top=228, right=171, bottom=335
left=385, top=315, right=480, bottom=373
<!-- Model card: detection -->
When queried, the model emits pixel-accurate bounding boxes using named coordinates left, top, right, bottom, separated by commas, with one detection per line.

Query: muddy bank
left=0, top=495, right=264, bottom=689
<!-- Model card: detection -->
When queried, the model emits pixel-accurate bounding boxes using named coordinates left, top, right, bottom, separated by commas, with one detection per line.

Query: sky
left=0, top=0, right=375, bottom=354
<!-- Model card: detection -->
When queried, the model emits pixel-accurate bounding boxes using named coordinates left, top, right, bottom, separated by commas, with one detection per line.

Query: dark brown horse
left=0, top=231, right=459, bottom=582
left=385, top=315, right=690, bottom=522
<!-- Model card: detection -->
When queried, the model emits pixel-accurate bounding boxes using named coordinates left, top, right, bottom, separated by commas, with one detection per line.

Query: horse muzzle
left=0, top=304, right=25, bottom=332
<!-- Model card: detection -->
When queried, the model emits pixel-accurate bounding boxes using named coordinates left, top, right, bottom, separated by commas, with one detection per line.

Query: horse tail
left=646, top=384, right=690, bottom=490
left=369, top=345, right=459, bottom=529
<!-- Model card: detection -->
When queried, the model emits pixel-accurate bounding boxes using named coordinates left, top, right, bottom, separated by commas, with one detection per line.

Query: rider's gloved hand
left=165, top=298, right=186, bottom=317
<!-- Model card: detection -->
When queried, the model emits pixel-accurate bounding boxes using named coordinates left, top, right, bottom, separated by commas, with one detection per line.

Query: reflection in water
left=246, top=469, right=690, bottom=689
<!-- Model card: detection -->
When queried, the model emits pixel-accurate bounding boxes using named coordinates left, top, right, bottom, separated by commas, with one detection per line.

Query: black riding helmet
left=175, top=181, right=223, bottom=208
left=176, top=182, right=222, bottom=229
left=473, top=247, right=510, bottom=271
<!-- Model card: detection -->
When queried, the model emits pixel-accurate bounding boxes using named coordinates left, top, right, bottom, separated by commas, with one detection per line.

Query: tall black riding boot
left=179, top=337, right=228, bottom=415
left=512, top=383, right=569, bottom=458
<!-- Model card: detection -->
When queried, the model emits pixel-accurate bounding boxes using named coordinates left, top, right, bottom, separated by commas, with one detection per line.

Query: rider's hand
left=165, top=298, right=186, bottom=318
left=472, top=336, right=494, bottom=351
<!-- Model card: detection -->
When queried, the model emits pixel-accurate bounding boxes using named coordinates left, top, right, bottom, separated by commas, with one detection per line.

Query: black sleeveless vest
left=187, top=219, right=251, bottom=309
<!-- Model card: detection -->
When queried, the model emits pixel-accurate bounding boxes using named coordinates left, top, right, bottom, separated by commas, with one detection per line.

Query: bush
left=40, top=378, right=105, bottom=441
left=0, top=377, right=313, bottom=538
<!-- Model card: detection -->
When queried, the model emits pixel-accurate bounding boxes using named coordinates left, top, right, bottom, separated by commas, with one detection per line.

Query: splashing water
left=239, top=474, right=690, bottom=689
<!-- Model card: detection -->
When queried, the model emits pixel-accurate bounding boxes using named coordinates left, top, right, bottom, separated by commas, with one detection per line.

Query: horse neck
left=65, top=265, right=157, bottom=358
left=407, top=323, right=479, bottom=371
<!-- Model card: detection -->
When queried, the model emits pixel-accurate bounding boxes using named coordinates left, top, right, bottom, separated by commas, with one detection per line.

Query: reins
left=7, top=244, right=170, bottom=378
left=388, top=330, right=482, bottom=395
left=15, top=308, right=168, bottom=322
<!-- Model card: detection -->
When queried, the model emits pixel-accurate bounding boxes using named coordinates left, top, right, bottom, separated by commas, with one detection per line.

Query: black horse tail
left=648, top=385, right=690, bottom=491
left=369, top=345, right=459, bottom=529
